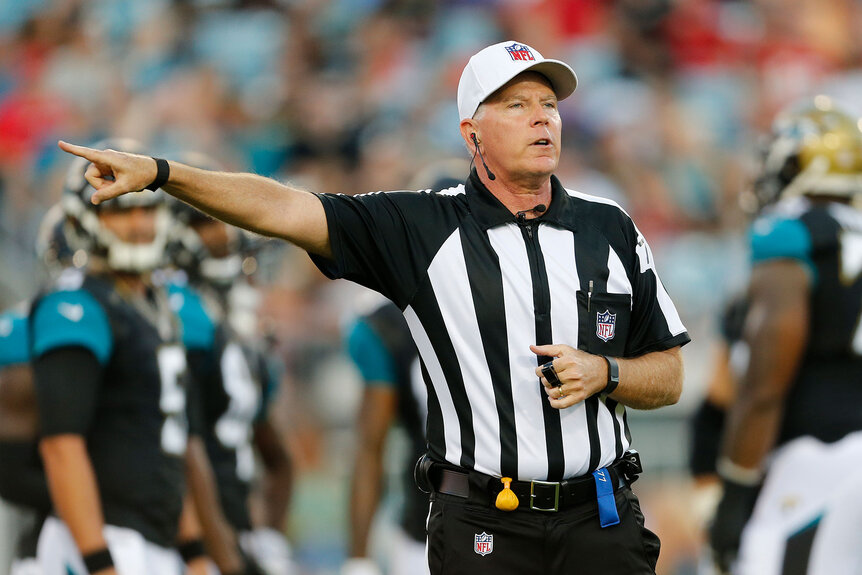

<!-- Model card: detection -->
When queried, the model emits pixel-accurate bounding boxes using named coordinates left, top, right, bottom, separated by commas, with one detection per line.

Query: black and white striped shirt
left=312, top=170, right=690, bottom=482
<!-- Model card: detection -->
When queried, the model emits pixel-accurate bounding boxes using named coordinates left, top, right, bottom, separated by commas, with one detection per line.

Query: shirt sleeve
left=31, top=290, right=112, bottom=364
left=626, top=228, right=691, bottom=356
left=0, top=311, right=30, bottom=367
left=749, top=214, right=816, bottom=281
left=344, top=318, right=398, bottom=388
left=169, top=284, right=216, bottom=352
left=34, top=347, right=103, bottom=436
left=308, top=191, right=459, bottom=307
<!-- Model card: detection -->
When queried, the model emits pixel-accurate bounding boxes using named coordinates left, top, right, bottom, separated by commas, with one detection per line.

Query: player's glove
left=241, top=528, right=295, bottom=575
left=340, top=558, right=383, bottom=575
left=708, top=478, right=760, bottom=572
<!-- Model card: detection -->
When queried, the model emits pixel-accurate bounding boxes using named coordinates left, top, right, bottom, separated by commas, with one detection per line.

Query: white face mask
left=200, top=254, right=243, bottom=285
left=99, top=207, right=171, bottom=273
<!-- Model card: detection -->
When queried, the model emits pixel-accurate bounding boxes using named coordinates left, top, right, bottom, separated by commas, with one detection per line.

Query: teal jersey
left=170, top=279, right=267, bottom=532
left=31, top=271, right=188, bottom=547
left=343, top=300, right=427, bottom=543
left=167, top=282, right=216, bottom=352
left=344, top=317, right=398, bottom=387
left=0, top=310, right=30, bottom=367
left=749, top=198, right=862, bottom=445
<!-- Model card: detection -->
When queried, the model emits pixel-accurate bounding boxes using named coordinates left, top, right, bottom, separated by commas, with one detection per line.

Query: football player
left=31, top=138, right=189, bottom=575
left=340, top=296, right=428, bottom=575
left=687, top=294, right=747, bottom=574
left=167, top=152, right=294, bottom=575
left=341, top=169, right=465, bottom=575
left=709, top=97, right=862, bottom=574
left=0, top=298, right=45, bottom=575
left=0, top=203, right=85, bottom=575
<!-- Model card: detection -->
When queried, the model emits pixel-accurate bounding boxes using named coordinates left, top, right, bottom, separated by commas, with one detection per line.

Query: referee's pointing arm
left=57, top=140, right=332, bottom=258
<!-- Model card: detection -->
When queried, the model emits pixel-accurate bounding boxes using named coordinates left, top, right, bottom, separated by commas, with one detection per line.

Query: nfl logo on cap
left=505, top=43, right=535, bottom=62
left=474, top=532, right=494, bottom=556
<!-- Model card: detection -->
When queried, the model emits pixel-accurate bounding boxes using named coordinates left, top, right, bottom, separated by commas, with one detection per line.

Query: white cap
left=457, top=41, right=578, bottom=121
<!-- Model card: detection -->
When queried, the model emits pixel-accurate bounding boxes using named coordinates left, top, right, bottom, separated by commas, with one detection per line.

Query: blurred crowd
left=3, top=0, right=862, bottom=573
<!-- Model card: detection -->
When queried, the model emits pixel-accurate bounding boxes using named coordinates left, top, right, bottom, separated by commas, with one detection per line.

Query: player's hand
left=531, top=344, right=608, bottom=409
left=58, top=140, right=159, bottom=205
left=708, top=478, right=760, bottom=572
left=185, top=557, right=210, bottom=575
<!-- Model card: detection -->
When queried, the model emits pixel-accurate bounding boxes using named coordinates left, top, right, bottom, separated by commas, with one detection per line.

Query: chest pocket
left=576, top=291, right=632, bottom=357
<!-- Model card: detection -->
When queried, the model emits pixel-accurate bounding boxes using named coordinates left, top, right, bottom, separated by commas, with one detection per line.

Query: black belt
left=432, top=460, right=629, bottom=512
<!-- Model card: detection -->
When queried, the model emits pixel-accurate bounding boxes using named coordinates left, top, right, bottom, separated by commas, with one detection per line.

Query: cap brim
left=524, top=59, right=578, bottom=102
left=474, top=59, right=578, bottom=116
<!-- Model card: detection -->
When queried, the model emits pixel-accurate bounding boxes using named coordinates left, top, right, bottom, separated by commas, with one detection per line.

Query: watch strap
left=603, top=355, right=620, bottom=394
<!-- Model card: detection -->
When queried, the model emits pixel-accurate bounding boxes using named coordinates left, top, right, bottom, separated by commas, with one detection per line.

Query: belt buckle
left=529, top=480, right=560, bottom=512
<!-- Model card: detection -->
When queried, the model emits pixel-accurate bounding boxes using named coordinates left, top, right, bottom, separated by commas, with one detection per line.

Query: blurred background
left=2, top=0, right=862, bottom=573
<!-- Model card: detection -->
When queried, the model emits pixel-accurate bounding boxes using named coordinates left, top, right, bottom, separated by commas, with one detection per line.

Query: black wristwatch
left=602, top=356, right=619, bottom=394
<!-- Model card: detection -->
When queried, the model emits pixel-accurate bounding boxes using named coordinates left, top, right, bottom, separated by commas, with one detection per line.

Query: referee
left=58, top=40, right=690, bottom=575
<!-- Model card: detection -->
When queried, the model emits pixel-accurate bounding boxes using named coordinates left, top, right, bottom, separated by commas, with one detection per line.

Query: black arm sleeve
left=185, top=350, right=209, bottom=437
left=689, top=398, right=727, bottom=476
left=33, top=347, right=102, bottom=437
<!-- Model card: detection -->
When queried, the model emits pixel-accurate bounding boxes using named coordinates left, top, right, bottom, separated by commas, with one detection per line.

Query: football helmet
left=750, top=96, right=862, bottom=211
left=167, top=151, right=251, bottom=288
left=62, top=137, right=171, bottom=273
left=35, top=202, right=87, bottom=274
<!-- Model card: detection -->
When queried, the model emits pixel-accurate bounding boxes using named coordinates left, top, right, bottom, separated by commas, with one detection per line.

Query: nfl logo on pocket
left=474, top=532, right=494, bottom=556
left=596, top=310, right=616, bottom=342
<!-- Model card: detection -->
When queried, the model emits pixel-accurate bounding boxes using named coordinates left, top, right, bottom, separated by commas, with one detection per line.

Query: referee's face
left=476, top=72, right=562, bottom=184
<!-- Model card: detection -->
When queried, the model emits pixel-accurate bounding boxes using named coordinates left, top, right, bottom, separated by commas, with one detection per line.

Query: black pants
left=426, top=486, right=660, bottom=574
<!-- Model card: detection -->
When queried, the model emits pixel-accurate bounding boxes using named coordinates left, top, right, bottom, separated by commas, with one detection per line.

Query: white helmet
left=62, top=137, right=171, bottom=273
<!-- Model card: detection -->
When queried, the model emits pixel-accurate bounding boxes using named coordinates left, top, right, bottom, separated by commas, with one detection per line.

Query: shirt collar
left=465, top=168, right=577, bottom=232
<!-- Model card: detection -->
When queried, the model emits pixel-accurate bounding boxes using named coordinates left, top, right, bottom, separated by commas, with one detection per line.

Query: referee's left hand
left=531, top=344, right=608, bottom=409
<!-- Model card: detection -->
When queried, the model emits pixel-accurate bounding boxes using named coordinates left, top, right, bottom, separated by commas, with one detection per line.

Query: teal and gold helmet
left=750, top=96, right=862, bottom=211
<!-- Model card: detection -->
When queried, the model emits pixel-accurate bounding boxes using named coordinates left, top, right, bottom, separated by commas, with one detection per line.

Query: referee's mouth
left=531, top=138, right=553, bottom=148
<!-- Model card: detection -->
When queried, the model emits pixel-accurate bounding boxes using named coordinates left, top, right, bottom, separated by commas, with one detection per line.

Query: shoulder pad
left=344, top=318, right=397, bottom=387
left=749, top=214, right=814, bottom=271
left=31, top=289, right=112, bottom=364
left=168, top=284, right=216, bottom=351
left=0, top=310, right=30, bottom=366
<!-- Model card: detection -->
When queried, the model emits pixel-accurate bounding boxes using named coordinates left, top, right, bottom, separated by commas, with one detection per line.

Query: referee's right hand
left=58, top=140, right=159, bottom=205
left=531, top=344, right=608, bottom=409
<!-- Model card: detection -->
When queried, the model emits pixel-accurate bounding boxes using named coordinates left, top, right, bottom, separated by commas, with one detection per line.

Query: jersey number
left=838, top=228, right=862, bottom=355
left=216, top=342, right=260, bottom=481
left=157, top=345, right=189, bottom=456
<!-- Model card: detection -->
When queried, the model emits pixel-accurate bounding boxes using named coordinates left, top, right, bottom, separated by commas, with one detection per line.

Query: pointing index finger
left=58, top=140, right=103, bottom=162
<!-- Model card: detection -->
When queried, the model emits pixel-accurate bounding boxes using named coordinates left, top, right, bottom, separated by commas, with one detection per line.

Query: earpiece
left=470, top=133, right=495, bottom=181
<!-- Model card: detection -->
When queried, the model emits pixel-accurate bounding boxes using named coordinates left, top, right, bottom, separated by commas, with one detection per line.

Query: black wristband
left=83, top=548, right=114, bottom=573
left=146, top=157, right=170, bottom=191
left=178, top=538, right=206, bottom=563
left=603, top=355, right=620, bottom=394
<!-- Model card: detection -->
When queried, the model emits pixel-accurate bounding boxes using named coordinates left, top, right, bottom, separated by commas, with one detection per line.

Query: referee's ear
left=460, top=119, right=479, bottom=152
